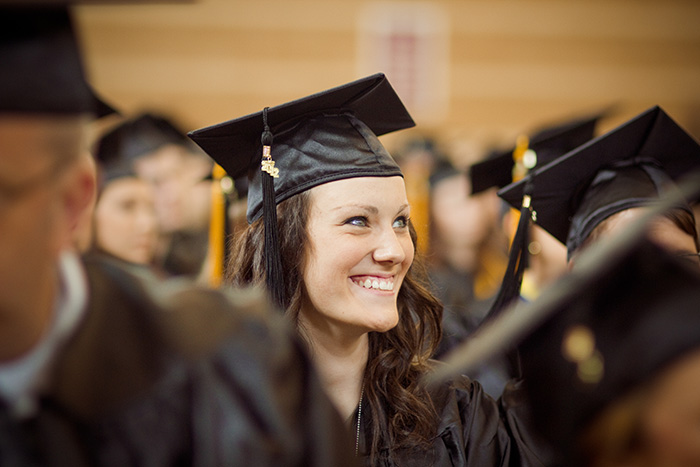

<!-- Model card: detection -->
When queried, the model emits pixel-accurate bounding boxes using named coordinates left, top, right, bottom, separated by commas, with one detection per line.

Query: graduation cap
left=188, top=73, right=414, bottom=307
left=477, top=112, right=607, bottom=333
left=499, top=106, right=700, bottom=259
left=0, top=6, right=96, bottom=114
left=89, top=84, right=119, bottom=119
left=0, top=3, right=127, bottom=117
left=469, top=110, right=605, bottom=195
left=426, top=172, right=700, bottom=463
left=482, top=106, right=700, bottom=339
left=94, top=127, right=139, bottom=188
left=95, top=113, right=191, bottom=164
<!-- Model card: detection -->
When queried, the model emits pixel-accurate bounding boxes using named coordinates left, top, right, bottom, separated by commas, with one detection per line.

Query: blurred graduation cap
left=477, top=111, right=606, bottom=334
left=469, top=110, right=606, bottom=195
left=188, top=73, right=414, bottom=306
left=483, top=106, right=700, bottom=342
left=427, top=172, right=700, bottom=463
left=0, top=1, right=140, bottom=117
left=499, top=106, right=700, bottom=258
left=90, top=85, right=119, bottom=119
left=95, top=113, right=192, bottom=164
left=0, top=5, right=99, bottom=115
left=94, top=124, right=141, bottom=188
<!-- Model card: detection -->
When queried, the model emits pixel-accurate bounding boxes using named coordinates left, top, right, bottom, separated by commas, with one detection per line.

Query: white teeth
left=355, top=278, right=393, bottom=291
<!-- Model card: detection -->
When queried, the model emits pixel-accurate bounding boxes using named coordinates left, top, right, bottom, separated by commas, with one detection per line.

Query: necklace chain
left=355, top=384, right=365, bottom=456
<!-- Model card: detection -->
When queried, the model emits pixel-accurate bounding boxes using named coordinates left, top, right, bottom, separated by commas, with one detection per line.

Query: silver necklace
left=355, top=384, right=365, bottom=456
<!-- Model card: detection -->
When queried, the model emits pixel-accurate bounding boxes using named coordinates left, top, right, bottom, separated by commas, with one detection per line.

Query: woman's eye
left=393, top=216, right=409, bottom=229
left=345, top=216, right=368, bottom=227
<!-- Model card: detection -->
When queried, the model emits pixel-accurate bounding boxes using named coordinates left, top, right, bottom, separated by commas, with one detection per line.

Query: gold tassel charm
left=261, top=145, right=279, bottom=178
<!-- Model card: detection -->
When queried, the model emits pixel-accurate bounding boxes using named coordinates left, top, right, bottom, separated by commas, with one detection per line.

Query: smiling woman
left=188, top=73, right=550, bottom=466
left=301, top=177, right=413, bottom=336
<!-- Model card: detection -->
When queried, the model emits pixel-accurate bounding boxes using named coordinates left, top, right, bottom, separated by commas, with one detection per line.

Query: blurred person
left=90, top=158, right=159, bottom=268
left=431, top=228, right=700, bottom=467
left=428, top=155, right=507, bottom=333
left=481, top=108, right=698, bottom=394
left=430, top=114, right=603, bottom=395
left=472, top=111, right=605, bottom=301
left=424, top=153, right=511, bottom=397
left=191, top=73, right=549, bottom=466
left=499, top=106, right=700, bottom=271
left=0, top=5, right=356, bottom=466
left=95, top=112, right=213, bottom=278
left=391, top=137, right=440, bottom=255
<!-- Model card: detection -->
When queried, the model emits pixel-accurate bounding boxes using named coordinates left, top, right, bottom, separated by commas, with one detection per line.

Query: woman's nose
left=372, top=228, right=408, bottom=264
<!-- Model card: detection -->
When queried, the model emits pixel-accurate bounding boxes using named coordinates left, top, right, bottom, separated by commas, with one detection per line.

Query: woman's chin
left=364, top=310, right=400, bottom=333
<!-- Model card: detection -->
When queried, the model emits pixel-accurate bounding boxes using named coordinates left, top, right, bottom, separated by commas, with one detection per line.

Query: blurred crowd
left=2, top=2, right=700, bottom=467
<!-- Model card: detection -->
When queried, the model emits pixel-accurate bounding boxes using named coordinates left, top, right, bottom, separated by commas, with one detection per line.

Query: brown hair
left=226, top=190, right=443, bottom=462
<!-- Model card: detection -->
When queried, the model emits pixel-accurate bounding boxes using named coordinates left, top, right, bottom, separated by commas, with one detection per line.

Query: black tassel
left=260, top=108, right=285, bottom=310
left=485, top=179, right=534, bottom=319
left=481, top=177, right=535, bottom=378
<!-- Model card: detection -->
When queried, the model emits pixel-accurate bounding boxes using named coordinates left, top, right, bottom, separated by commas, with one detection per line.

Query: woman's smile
left=351, top=275, right=395, bottom=292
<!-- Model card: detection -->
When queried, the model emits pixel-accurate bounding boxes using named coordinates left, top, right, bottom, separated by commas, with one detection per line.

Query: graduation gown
left=0, top=255, right=355, bottom=467
left=355, top=375, right=549, bottom=467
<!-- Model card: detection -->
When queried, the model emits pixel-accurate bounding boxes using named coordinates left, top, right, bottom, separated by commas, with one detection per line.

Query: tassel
left=481, top=177, right=535, bottom=378
left=207, top=163, right=227, bottom=287
left=261, top=108, right=285, bottom=310
left=485, top=179, right=533, bottom=319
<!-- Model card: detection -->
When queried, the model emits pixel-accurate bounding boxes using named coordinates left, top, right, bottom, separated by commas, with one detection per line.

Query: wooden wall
left=75, top=0, right=700, bottom=165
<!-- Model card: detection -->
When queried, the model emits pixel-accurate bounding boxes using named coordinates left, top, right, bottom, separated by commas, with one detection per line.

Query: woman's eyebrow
left=331, top=204, right=379, bottom=214
left=395, top=203, right=410, bottom=215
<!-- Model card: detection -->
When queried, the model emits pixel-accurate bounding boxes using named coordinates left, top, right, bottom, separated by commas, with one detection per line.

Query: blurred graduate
left=0, top=4, right=354, bottom=465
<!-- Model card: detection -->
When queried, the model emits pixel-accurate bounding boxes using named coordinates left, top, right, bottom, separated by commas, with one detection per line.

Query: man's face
left=133, top=145, right=212, bottom=234
left=0, top=114, right=86, bottom=315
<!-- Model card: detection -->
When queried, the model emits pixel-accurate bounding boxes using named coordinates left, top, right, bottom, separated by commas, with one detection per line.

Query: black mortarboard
left=469, top=111, right=604, bottom=195
left=0, top=4, right=124, bottom=117
left=499, top=106, right=700, bottom=258
left=426, top=174, right=700, bottom=463
left=477, top=112, right=605, bottom=332
left=89, top=84, right=119, bottom=119
left=94, top=127, right=138, bottom=188
left=188, top=73, right=414, bottom=307
left=95, top=113, right=191, bottom=163
left=189, top=73, right=413, bottom=222
left=0, top=6, right=97, bottom=114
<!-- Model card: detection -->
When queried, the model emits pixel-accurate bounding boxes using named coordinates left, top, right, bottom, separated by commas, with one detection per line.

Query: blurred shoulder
left=82, top=253, right=288, bottom=359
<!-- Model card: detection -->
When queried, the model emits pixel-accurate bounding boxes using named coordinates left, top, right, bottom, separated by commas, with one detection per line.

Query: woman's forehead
left=309, top=176, right=407, bottom=203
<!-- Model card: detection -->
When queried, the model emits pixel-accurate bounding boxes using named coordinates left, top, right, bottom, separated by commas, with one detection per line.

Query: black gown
left=0, top=255, right=355, bottom=466
left=355, top=375, right=550, bottom=466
